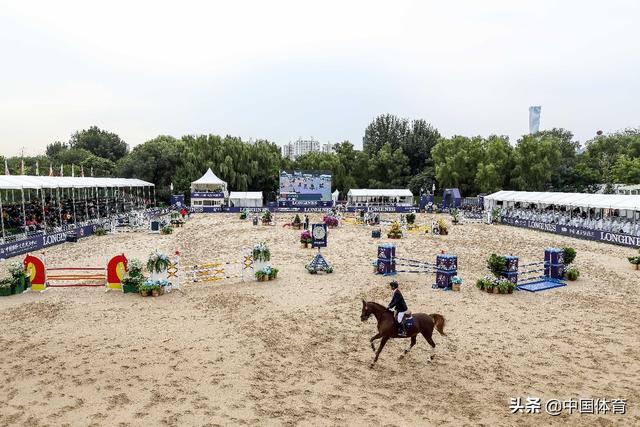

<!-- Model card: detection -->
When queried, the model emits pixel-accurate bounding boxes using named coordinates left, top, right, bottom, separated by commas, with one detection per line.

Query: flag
left=21, top=159, right=24, bottom=175
left=72, top=164, right=75, bottom=177
left=90, top=167, right=94, bottom=177
left=36, top=160, right=39, bottom=176
left=60, top=164, right=64, bottom=177
left=49, top=164, right=53, bottom=176
left=4, top=159, right=9, bottom=175
left=81, top=165, right=84, bottom=177
left=170, top=182, right=174, bottom=192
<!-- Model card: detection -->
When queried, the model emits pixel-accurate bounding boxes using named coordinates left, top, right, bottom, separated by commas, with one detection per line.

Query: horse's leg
left=421, top=330, right=437, bottom=361
left=370, top=337, right=389, bottom=368
left=400, top=335, right=417, bottom=359
left=370, top=332, right=383, bottom=353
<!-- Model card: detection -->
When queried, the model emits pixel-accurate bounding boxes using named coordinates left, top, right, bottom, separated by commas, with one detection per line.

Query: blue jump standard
left=517, top=278, right=566, bottom=293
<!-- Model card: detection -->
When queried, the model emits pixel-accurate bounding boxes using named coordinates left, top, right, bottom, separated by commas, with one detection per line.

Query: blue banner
left=191, top=192, right=225, bottom=199
left=345, top=206, right=418, bottom=213
left=500, top=216, right=640, bottom=248
left=170, top=195, right=185, bottom=207
left=0, top=224, right=97, bottom=259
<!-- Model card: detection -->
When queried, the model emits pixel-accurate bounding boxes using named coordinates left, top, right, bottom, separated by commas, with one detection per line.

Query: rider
left=387, top=280, right=408, bottom=336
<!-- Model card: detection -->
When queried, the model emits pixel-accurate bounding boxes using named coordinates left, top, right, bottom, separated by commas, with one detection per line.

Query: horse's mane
left=366, top=301, right=387, bottom=311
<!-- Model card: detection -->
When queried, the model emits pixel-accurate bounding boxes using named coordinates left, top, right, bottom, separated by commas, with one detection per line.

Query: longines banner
left=0, top=224, right=96, bottom=259
left=500, top=216, right=640, bottom=248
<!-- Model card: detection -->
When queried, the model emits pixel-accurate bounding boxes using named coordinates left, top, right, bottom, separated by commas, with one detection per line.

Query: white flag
left=4, top=159, right=9, bottom=175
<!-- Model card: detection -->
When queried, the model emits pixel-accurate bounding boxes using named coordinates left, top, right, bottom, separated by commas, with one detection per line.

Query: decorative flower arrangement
left=323, top=215, right=339, bottom=228
left=122, top=259, right=146, bottom=293
left=491, top=208, right=500, bottom=223
left=147, top=251, right=171, bottom=274
left=300, top=230, right=312, bottom=246
left=139, top=278, right=170, bottom=296
left=261, top=210, right=272, bottom=223
left=387, top=221, right=402, bottom=239
left=450, top=209, right=460, bottom=224
left=406, top=213, right=416, bottom=225
left=451, top=275, right=463, bottom=291
left=475, top=276, right=515, bottom=294
left=437, top=218, right=449, bottom=235
left=628, top=248, right=640, bottom=270
left=293, top=214, right=302, bottom=228
left=240, top=209, right=249, bottom=220
left=255, top=266, right=279, bottom=281
left=252, top=243, right=271, bottom=262
left=161, top=225, right=173, bottom=235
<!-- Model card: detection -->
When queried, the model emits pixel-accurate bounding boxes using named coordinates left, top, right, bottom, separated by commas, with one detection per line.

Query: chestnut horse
left=361, top=300, right=446, bottom=368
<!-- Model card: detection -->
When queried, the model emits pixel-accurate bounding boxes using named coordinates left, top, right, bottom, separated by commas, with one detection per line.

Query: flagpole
left=0, top=192, right=6, bottom=243
left=20, top=188, right=27, bottom=238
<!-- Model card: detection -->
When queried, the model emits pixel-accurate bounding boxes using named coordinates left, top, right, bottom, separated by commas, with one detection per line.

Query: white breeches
left=397, top=311, right=406, bottom=323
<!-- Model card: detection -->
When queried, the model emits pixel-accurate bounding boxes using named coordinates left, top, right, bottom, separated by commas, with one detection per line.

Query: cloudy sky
left=1, top=0, right=638, bottom=156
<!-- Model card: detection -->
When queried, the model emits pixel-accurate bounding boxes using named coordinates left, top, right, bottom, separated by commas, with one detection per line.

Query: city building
left=281, top=137, right=322, bottom=160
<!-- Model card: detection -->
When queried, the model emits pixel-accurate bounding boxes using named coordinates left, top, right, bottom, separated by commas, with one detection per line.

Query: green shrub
left=565, top=267, right=580, bottom=281
left=487, top=254, right=507, bottom=277
left=563, top=247, right=576, bottom=265
left=94, top=228, right=106, bottom=236
left=406, top=213, right=416, bottom=225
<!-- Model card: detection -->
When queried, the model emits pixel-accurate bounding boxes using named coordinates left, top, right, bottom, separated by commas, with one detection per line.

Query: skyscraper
left=529, top=106, right=541, bottom=134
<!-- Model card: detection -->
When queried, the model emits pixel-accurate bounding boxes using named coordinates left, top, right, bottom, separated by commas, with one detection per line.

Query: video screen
left=279, top=170, right=332, bottom=201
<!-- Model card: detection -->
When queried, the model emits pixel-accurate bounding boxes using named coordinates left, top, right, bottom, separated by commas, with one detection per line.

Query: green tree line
left=2, top=117, right=639, bottom=202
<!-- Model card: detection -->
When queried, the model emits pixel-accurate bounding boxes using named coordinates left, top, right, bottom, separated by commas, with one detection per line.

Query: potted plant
left=255, top=269, right=266, bottom=282
left=240, top=209, right=248, bottom=220
left=261, top=210, right=272, bottom=224
left=491, top=208, right=500, bottom=224
left=496, top=279, right=509, bottom=294
left=0, top=278, right=12, bottom=297
left=268, top=267, right=279, bottom=280
left=147, top=251, right=171, bottom=280
left=565, top=267, right=580, bottom=281
left=475, top=278, right=486, bottom=291
left=506, top=281, right=516, bottom=294
left=387, top=222, right=403, bottom=239
left=406, top=213, right=416, bottom=225
left=94, top=227, right=107, bottom=236
left=563, top=247, right=576, bottom=266
left=437, top=218, right=449, bottom=235
left=161, top=225, right=173, bottom=235
left=252, top=243, right=271, bottom=263
left=485, top=280, right=495, bottom=293
left=487, top=254, right=507, bottom=278
left=7, top=262, right=27, bottom=294
left=323, top=215, right=339, bottom=228
left=629, top=249, right=640, bottom=270
left=451, top=276, right=462, bottom=291
left=300, top=230, right=312, bottom=248
left=451, top=209, right=460, bottom=225
left=122, top=259, right=145, bottom=293
left=293, top=214, right=302, bottom=229
left=139, top=282, right=152, bottom=297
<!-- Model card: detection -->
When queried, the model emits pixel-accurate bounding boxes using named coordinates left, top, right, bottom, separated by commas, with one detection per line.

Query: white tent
left=484, top=191, right=640, bottom=211
left=228, top=191, right=263, bottom=208
left=190, top=168, right=227, bottom=192
left=190, top=168, right=228, bottom=208
left=347, top=189, right=413, bottom=206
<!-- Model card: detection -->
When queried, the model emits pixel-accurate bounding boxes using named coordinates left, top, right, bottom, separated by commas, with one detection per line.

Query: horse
left=361, top=300, right=446, bottom=368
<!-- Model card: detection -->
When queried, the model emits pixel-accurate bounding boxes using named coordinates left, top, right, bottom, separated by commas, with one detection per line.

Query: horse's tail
left=431, top=314, right=446, bottom=336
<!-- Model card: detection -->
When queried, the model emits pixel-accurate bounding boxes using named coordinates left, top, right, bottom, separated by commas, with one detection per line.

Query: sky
left=1, top=0, right=639, bottom=156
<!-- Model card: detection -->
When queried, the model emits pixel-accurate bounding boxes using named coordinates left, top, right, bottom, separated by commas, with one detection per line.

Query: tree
left=69, top=126, right=128, bottom=162
left=475, top=135, right=512, bottom=193
left=432, top=136, right=484, bottom=195
left=367, top=143, right=411, bottom=188
left=511, top=134, right=562, bottom=191
left=402, top=119, right=440, bottom=175
left=363, top=114, right=409, bottom=155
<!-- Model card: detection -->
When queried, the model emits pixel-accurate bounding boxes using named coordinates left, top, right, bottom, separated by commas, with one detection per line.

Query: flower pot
left=452, top=284, right=460, bottom=292
left=140, top=289, right=150, bottom=297
left=486, top=287, right=493, bottom=293
left=151, top=289, right=160, bottom=297
left=302, top=243, right=308, bottom=248
left=507, top=288, right=513, bottom=294
left=159, top=287, right=165, bottom=295
left=493, top=287, right=500, bottom=294
left=123, top=283, right=138, bottom=294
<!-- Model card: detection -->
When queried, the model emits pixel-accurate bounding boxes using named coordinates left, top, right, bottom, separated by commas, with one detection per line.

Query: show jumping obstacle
left=501, top=248, right=566, bottom=292
left=374, top=243, right=458, bottom=289
left=23, top=253, right=128, bottom=292
left=183, top=252, right=254, bottom=283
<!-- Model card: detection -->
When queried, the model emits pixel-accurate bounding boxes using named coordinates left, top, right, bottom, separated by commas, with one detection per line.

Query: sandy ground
left=0, top=213, right=638, bottom=426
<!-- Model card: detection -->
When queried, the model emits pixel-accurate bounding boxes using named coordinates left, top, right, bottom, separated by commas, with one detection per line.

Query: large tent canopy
left=190, top=168, right=227, bottom=192
left=0, top=175, right=154, bottom=190
left=485, top=191, right=640, bottom=211
left=228, top=191, right=263, bottom=207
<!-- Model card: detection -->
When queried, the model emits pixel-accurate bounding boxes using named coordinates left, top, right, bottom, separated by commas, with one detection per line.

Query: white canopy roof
left=347, top=189, right=413, bottom=198
left=0, top=175, right=154, bottom=190
left=191, top=168, right=226, bottom=186
left=228, top=191, right=263, bottom=200
left=485, top=190, right=640, bottom=210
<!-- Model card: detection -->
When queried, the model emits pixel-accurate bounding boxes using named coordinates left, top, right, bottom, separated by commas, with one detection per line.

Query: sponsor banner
left=346, top=206, right=418, bottom=213
left=277, top=200, right=333, bottom=208
left=0, top=224, right=96, bottom=259
left=191, top=192, right=225, bottom=199
left=500, top=216, right=640, bottom=248
left=227, top=207, right=266, bottom=213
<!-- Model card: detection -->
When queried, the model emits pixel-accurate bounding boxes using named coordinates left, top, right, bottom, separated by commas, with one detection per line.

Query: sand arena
left=1, top=213, right=638, bottom=426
